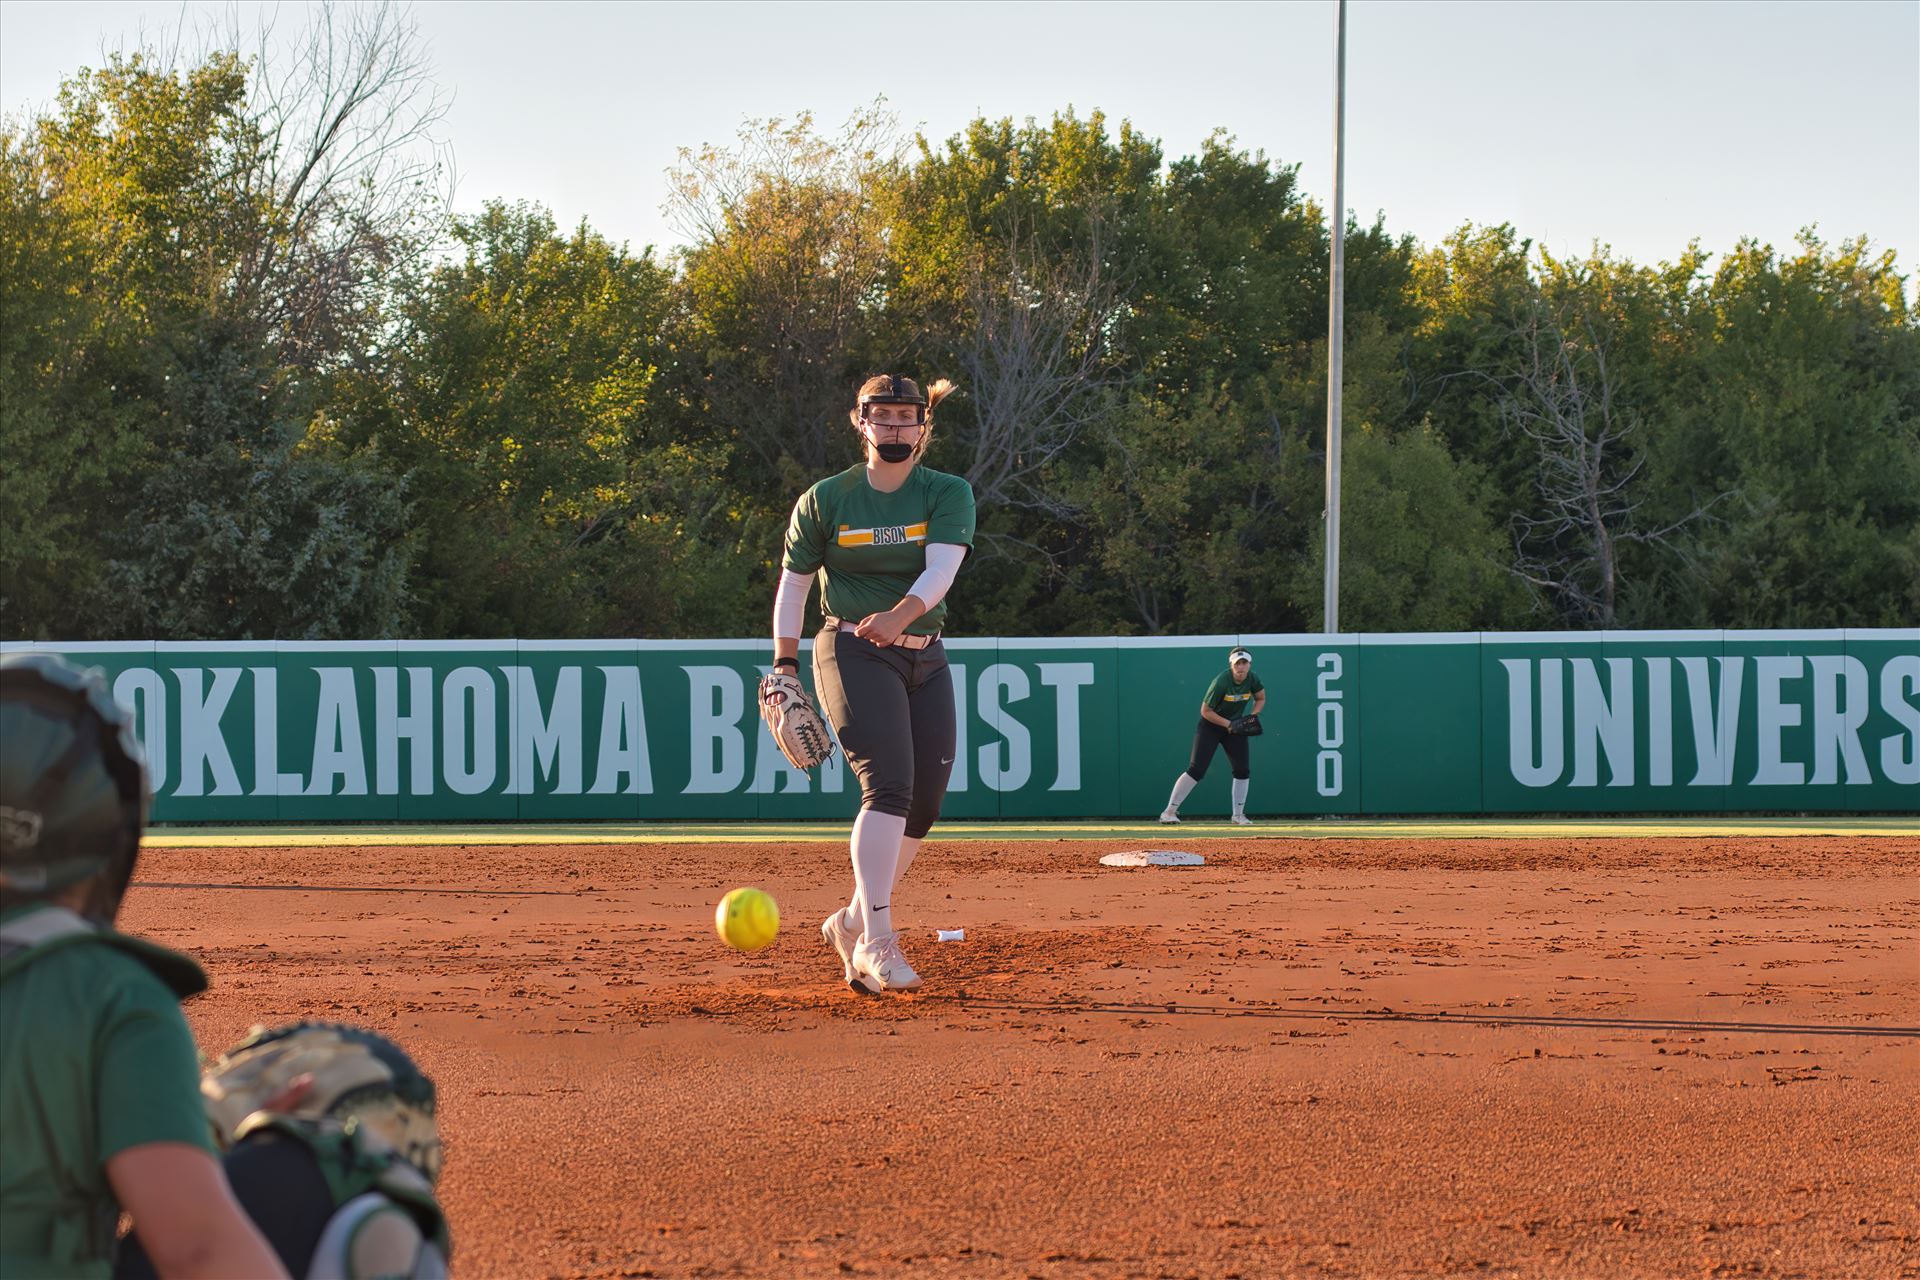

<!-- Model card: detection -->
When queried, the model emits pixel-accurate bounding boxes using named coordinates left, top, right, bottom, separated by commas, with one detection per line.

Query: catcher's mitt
left=1228, top=714, right=1264, bottom=737
left=758, top=672, right=835, bottom=770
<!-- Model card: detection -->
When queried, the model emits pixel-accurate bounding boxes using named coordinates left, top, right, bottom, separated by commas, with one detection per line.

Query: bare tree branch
left=200, top=1, right=453, bottom=369
left=948, top=209, right=1125, bottom=517
left=1498, top=292, right=1725, bottom=626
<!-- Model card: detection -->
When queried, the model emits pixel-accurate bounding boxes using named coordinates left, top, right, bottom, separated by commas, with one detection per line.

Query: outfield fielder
left=1160, top=646, right=1266, bottom=825
left=760, top=374, right=975, bottom=994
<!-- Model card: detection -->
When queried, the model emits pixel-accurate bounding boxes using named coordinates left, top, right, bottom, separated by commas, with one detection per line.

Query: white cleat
left=821, top=908, right=860, bottom=987
left=1231, top=813, right=1253, bottom=826
left=851, top=931, right=922, bottom=994
left=1158, top=809, right=1181, bottom=824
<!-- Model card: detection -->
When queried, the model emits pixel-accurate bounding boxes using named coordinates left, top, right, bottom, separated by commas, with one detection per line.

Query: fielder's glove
left=1228, top=714, right=1264, bottom=737
left=758, top=671, right=836, bottom=770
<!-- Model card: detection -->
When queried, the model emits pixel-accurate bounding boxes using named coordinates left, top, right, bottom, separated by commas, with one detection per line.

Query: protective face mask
left=874, top=441, right=914, bottom=463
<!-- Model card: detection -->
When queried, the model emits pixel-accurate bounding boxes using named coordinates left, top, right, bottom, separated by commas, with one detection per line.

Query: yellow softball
left=714, top=886, right=780, bottom=952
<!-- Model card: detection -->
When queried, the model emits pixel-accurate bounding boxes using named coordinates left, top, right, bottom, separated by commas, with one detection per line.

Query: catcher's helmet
left=0, top=654, right=147, bottom=918
left=204, top=1021, right=444, bottom=1184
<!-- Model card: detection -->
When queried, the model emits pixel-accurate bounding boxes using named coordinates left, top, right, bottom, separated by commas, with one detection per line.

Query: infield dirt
left=121, top=836, right=1918, bottom=1279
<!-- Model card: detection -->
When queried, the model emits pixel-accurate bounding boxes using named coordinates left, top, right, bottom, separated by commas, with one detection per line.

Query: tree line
left=4, top=12, right=1915, bottom=642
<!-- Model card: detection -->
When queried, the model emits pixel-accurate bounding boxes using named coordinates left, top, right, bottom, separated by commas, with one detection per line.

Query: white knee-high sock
left=1166, top=772, right=1198, bottom=813
left=850, top=808, right=908, bottom=942
left=891, top=835, right=922, bottom=898
left=846, top=833, right=920, bottom=921
left=1232, top=777, right=1249, bottom=817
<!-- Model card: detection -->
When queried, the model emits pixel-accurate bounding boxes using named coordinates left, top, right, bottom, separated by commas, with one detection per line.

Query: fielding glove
left=758, top=671, right=836, bottom=770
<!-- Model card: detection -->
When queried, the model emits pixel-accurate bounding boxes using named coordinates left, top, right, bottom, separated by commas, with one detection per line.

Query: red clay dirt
left=120, top=836, right=1918, bottom=1279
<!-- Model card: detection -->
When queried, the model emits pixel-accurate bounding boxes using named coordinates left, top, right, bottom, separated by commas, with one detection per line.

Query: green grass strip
left=143, top=815, right=1919, bottom=846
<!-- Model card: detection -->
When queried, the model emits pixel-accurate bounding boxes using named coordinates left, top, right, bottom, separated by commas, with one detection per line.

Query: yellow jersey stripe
left=836, top=522, right=928, bottom=547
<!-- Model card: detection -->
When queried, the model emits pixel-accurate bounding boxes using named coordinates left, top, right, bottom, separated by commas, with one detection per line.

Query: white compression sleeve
left=773, top=568, right=812, bottom=640
left=906, top=543, right=966, bottom=611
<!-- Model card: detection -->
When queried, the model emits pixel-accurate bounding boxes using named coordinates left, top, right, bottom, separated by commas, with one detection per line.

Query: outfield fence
left=4, top=631, right=1914, bottom=821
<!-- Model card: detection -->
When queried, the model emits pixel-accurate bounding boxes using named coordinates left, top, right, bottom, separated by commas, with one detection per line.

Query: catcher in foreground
left=761, top=373, right=975, bottom=994
left=1159, top=646, right=1266, bottom=825
left=120, top=1021, right=449, bottom=1280
left=0, top=654, right=286, bottom=1278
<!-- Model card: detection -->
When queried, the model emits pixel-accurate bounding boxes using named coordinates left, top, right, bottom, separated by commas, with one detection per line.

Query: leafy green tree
left=1296, top=421, right=1528, bottom=632
left=11, top=33, right=1914, bottom=643
left=0, top=54, right=254, bottom=635
left=1405, top=223, right=1539, bottom=497
left=666, top=107, right=903, bottom=505
left=2, top=49, right=420, bottom=639
left=99, top=320, right=413, bottom=639
left=1060, top=396, right=1252, bottom=634
left=1670, top=234, right=1920, bottom=626
left=0, top=127, right=138, bottom=632
left=357, top=201, right=751, bottom=638
left=886, top=111, right=1164, bottom=620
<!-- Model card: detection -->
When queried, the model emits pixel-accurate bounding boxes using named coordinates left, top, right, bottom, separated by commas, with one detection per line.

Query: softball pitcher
left=758, top=374, right=974, bottom=993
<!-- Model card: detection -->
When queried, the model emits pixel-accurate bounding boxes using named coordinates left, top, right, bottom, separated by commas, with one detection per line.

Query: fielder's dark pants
left=813, top=623, right=956, bottom=838
left=1186, top=719, right=1250, bottom=782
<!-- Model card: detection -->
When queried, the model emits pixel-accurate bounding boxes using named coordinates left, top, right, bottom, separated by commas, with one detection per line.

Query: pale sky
left=3, top=0, right=1916, bottom=283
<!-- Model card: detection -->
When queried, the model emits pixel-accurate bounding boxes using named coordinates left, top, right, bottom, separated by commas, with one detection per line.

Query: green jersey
left=783, top=464, right=976, bottom=635
left=1203, top=669, right=1264, bottom=720
left=0, top=905, right=212, bottom=1279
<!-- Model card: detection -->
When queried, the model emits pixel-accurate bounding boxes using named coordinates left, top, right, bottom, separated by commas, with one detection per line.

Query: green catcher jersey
left=784, top=464, right=976, bottom=636
left=1203, top=670, right=1265, bottom=720
left=0, top=905, right=213, bottom=1278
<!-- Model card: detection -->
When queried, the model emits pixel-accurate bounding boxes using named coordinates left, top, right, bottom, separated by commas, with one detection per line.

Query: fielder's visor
left=1229, top=648, right=1254, bottom=666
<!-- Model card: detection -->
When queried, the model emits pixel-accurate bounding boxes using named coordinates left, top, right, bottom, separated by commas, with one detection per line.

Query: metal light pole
left=1323, top=0, right=1347, bottom=636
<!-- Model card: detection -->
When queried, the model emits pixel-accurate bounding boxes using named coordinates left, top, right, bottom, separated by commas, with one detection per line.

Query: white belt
left=823, top=617, right=941, bottom=650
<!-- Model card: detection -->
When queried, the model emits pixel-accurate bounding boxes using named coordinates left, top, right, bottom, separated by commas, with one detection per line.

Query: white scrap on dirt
left=1098, top=850, right=1206, bottom=868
